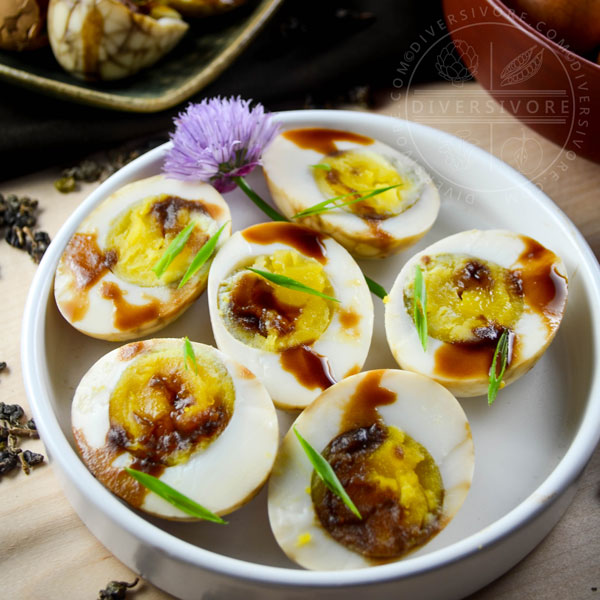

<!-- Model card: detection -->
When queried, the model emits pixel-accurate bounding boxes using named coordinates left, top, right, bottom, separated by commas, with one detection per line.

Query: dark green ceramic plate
left=0, top=0, right=281, bottom=113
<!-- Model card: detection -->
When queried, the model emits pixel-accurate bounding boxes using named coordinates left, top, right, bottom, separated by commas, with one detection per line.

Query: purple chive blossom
left=163, top=96, right=280, bottom=193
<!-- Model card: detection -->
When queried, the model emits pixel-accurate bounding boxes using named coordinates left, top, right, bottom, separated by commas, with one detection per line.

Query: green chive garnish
left=292, top=184, right=402, bottom=219
left=178, top=222, right=228, bottom=289
left=310, top=163, right=331, bottom=171
left=152, top=222, right=196, bottom=279
left=247, top=267, right=340, bottom=303
left=365, top=275, right=387, bottom=300
left=233, top=175, right=287, bottom=222
left=414, top=265, right=428, bottom=351
left=124, top=467, right=226, bottom=524
left=293, top=427, right=361, bottom=519
left=183, top=336, right=198, bottom=374
left=488, top=330, right=510, bottom=405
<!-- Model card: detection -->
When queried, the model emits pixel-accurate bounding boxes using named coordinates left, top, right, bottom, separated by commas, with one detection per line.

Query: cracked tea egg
left=262, top=128, right=440, bottom=259
left=208, top=222, right=374, bottom=411
left=267, top=369, right=474, bottom=570
left=72, top=338, right=278, bottom=519
left=48, top=0, right=188, bottom=80
left=54, top=174, right=231, bottom=341
left=385, top=229, right=568, bottom=397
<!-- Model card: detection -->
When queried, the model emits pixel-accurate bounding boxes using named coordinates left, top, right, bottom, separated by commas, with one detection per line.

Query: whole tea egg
left=48, top=0, right=188, bottom=80
left=207, top=222, right=374, bottom=411
left=385, top=230, right=568, bottom=397
left=268, top=369, right=474, bottom=570
left=72, top=338, right=278, bottom=519
left=262, top=128, right=440, bottom=259
left=54, top=174, right=231, bottom=341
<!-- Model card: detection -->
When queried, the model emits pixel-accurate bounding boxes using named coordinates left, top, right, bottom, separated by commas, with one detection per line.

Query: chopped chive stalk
left=183, top=336, right=198, bottom=374
left=310, top=163, right=331, bottom=171
left=178, top=221, right=228, bottom=289
left=365, top=275, right=387, bottom=300
left=292, top=184, right=402, bottom=219
left=488, top=330, right=510, bottom=405
left=413, top=265, right=428, bottom=352
left=152, top=222, right=196, bottom=279
left=293, top=427, right=361, bottom=519
left=247, top=267, right=340, bottom=303
left=232, top=175, right=287, bottom=222
left=124, top=467, right=226, bottom=524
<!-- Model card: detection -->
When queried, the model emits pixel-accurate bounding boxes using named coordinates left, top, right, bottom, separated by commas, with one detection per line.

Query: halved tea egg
left=72, top=338, right=278, bottom=519
left=268, top=369, right=474, bottom=570
left=207, top=222, right=374, bottom=410
left=262, top=128, right=440, bottom=259
left=54, top=174, right=231, bottom=341
left=385, top=229, right=568, bottom=397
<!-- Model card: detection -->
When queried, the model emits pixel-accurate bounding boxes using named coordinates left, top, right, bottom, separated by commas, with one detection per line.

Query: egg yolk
left=311, top=423, right=443, bottom=559
left=312, top=150, right=415, bottom=219
left=404, top=254, right=524, bottom=343
left=105, top=194, right=214, bottom=287
left=218, top=249, right=334, bottom=352
left=108, top=347, right=234, bottom=471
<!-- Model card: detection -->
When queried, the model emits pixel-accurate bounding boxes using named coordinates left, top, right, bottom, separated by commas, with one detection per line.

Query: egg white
left=262, top=131, right=440, bottom=259
left=385, top=229, right=568, bottom=397
left=267, top=369, right=474, bottom=570
left=71, top=338, right=279, bottom=520
left=207, top=223, right=374, bottom=411
left=54, top=175, right=231, bottom=341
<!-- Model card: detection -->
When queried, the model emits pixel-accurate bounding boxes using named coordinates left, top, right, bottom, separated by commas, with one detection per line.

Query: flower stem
left=233, top=175, right=387, bottom=301
left=233, top=176, right=287, bottom=222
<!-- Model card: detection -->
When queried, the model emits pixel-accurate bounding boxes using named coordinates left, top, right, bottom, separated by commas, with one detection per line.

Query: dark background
left=0, top=0, right=445, bottom=181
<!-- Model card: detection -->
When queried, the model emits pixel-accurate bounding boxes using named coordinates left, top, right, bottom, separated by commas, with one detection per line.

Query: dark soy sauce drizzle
left=283, top=128, right=374, bottom=155
left=242, top=222, right=328, bottom=264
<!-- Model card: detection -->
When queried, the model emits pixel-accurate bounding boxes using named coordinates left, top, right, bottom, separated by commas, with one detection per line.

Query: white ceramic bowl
left=22, top=110, right=600, bottom=600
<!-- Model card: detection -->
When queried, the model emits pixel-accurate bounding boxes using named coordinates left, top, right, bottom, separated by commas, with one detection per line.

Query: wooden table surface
left=1, top=82, right=598, bottom=600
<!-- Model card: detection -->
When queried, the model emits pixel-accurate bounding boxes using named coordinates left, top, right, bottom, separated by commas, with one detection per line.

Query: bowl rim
left=21, top=109, right=600, bottom=588
left=481, top=0, right=600, bottom=71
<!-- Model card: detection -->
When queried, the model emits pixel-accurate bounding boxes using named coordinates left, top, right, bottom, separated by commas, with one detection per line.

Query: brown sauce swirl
left=108, top=371, right=230, bottom=475
left=229, top=273, right=301, bottom=337
left=101, top=282, right=160, bottom=332
left=341, top=370, right=396, bottom=431
left=283, top=128, right=374, bottom=155
left=73, top=428, right=147, bottom=508
left=242, top=222, right=328, bottom=264
left=150, top=195, right=215, bottom=237
left=61, top=232, right=117, bottom=322
left=514, top=236, right=568, bottom=327
left=280, top=345, right=337, bottom=390
left=311, top=423, right=442, bottom=559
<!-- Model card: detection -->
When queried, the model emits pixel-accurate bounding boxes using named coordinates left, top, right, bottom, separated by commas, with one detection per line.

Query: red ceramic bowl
left=442, top=0, right=600, bottom=163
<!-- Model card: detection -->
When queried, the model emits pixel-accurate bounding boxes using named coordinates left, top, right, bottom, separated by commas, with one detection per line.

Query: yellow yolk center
left=108, top=347, right=234, bottom=468
left=405, top=254, right=524, bottom=343
left=311, top=423, right=443, bottom=559
left=364, top=426, right=443, bottom=529
left=105, top=194, right=213, bottom=287
left=218, top=249, right=334, bottom=352
left=312, top=150, right=414, bottom=218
